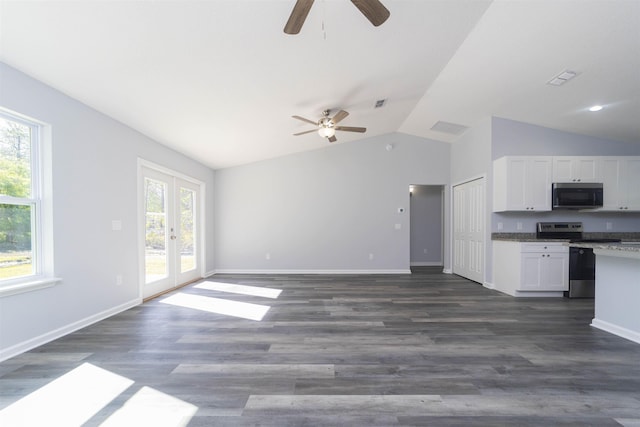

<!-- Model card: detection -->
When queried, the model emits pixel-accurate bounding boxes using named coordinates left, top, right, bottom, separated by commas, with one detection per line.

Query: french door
left=141, top=166, right=201, bottom=299
left=453, top=177, right=485, bottom=284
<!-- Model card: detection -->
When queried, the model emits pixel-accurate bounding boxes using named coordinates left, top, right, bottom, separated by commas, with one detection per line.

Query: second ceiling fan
left=284, top=0, right=390, bottom=35
left=292, top=109, right=366, bottom=143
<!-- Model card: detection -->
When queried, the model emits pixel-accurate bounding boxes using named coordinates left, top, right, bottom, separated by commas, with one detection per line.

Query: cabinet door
left=540, top=254, right=568, bottom=291
left=623, top=158, right=640, bottom=210
left=520, top=253, right=542, bottom=290
left=575, top=158, right=600, bottom=182
left=553, top=158, right=574, bottom=182
left=493, top=156, right=552, bottom=212
left=526, top=158, right=552, bottom=211
left=601, top=158, right=624, bottom=210
left=553, top=157, right=600, bottom=183
left=505, top=158, right=528, bottom=210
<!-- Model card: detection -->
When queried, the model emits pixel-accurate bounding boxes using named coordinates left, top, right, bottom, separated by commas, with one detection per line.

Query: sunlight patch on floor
left=160, top=292, right=270, bottom=321
left=0, top=363, right=133, bottom=426
left=195, top=281, right=282, bottom=299
left=99, top=386, right=197, bottom=427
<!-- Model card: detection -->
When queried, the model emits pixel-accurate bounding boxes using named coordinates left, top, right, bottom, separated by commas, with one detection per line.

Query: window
left=0, top=109, right=56, bottom=295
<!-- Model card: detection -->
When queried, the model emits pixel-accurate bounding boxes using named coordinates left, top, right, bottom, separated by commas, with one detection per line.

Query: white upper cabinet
left=493, top=156, right=552, bottom=212
left=552, top=157, right=600, bottom=183
left=600, top=157, right=640, bottom=211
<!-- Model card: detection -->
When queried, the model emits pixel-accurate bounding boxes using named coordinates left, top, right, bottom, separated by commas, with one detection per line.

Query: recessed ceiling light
left=589, top=105, right=604, bottom=112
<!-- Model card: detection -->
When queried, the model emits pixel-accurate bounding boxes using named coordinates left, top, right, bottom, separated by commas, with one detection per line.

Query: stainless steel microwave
left=552, top=183, right=603, bottom=209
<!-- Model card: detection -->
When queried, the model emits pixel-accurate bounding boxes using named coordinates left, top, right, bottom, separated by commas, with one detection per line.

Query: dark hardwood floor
left=1, top=267, right=640, bottom=426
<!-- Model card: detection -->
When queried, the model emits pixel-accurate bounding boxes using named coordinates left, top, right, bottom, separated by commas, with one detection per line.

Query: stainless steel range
left=536, top=222, right=621, bottom=298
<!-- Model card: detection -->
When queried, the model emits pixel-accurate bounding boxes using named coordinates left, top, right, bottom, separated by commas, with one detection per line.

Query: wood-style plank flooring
left=1, top=267, right=640, bottom=426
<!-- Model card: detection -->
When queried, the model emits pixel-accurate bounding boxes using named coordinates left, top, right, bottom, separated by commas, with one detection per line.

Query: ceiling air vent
left=431, top=121, right=468, bottom=135
left=547, top=70, right=578, bottom=86
left=374, top=99, right=386, bottom=108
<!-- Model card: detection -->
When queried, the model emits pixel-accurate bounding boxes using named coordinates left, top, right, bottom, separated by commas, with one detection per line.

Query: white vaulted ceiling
left=1, top=0, right=639, bottom=169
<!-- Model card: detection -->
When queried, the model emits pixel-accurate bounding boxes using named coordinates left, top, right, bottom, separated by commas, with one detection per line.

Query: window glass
left=0, top=115, right=37, bottom=282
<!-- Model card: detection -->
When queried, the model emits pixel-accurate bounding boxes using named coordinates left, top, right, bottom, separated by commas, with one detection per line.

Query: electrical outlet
left=497, top=222, right=503, bottom=230
left=265, top=253, right=271, bottom=260
left=423, top=249, right=428, bottom=254
left=516, top=222, right=523, bottom=230
left=395, top=223, right=401, bottom=230
left=369, top=253, right=374, bottom=260
left=606, top=222, right=613, bottom=230
left=116, top=275, right=123, bottom=286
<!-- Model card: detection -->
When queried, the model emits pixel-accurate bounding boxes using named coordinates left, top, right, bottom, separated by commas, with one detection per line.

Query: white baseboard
left=591, top=318, right=640, bottom=344
left=483, top=281, right=495, bottom=290
left=513, top=290, right=564, bottom=298
left=213, top=269, right=412, bottom=275
left=0, top=297, right=141, bottom=362
left=409, top=262, right=443, bottom=267
left=442, top=268, right=452, bottom=274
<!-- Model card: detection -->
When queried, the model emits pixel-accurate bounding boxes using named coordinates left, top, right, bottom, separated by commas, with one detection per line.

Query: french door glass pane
left=144, top=178, right=167, bottom=283
left=0, top=204, right=33, bottom=279
left=179, top=187, right=196, bottom=273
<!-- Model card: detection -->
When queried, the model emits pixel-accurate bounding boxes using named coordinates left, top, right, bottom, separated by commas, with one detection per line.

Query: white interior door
left=453, top=177, right=485, bottom=284
left=141, top=166, right=201, bottom=299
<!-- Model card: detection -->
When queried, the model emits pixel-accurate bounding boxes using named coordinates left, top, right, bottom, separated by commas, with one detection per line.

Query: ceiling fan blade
left=351, top=0, right=390, bottom=27
left=331, top=110, right=349, bottom=124
left=293, top=129, right=317, bottom=136
left=292, top=115, right=318, bottom=125
left=284, top=0, right=315, bottom=35
left=328, top=135, right=338, bottom=143
left=335, top=126, right=367, bottom=133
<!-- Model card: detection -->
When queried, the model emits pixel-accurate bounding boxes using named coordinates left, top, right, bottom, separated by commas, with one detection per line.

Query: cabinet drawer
left=521, top=243, right=568, bottom=253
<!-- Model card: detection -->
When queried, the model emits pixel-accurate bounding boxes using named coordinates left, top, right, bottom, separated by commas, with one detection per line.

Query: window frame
left=0, top=108, right=59, bottom=297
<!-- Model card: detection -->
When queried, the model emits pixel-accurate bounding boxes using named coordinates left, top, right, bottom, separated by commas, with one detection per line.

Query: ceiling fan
left=284, top=0, right=390, bottom=35
left=292, top=109, right=366, bottom=143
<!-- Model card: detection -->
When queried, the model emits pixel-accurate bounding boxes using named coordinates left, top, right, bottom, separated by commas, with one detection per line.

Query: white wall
left=0, top=63, right=215, bottom=359
left=410, top=185, right=443, bottom=266
left=214, top=132, right=451, bottom=273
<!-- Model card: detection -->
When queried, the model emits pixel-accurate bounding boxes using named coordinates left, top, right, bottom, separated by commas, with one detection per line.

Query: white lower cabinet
left=493, top=241, right=568, bottom=296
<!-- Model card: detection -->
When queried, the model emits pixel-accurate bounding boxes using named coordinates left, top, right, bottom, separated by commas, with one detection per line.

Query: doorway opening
left=409, top=185, right=444, bottom=273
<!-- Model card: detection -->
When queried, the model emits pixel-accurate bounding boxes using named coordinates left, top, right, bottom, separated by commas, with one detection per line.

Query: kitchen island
left=569, top=242, right=640, bottom=344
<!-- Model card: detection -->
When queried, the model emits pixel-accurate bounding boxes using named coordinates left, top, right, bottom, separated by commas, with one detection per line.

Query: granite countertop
left=492, top=232, right=640, bottom=243
left=568, top=242, right=640, bottom=253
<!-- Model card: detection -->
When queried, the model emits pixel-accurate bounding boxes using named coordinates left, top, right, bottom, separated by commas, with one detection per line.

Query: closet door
left=453, top=177, right=485, bottom=284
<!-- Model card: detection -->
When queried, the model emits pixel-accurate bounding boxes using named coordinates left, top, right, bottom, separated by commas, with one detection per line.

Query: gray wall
left=410, top=185, right=443, bottom=265
left=214, top=132, right=451, bottom=273
left=0, top=63, right=215, bottom=358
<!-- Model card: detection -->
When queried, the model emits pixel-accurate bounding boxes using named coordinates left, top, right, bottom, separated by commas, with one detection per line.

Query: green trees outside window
left=0, top=116, right=34, bottom=279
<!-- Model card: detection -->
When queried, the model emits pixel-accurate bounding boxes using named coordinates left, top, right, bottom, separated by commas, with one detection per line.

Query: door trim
left=137, top=158, right=206, bottom=300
